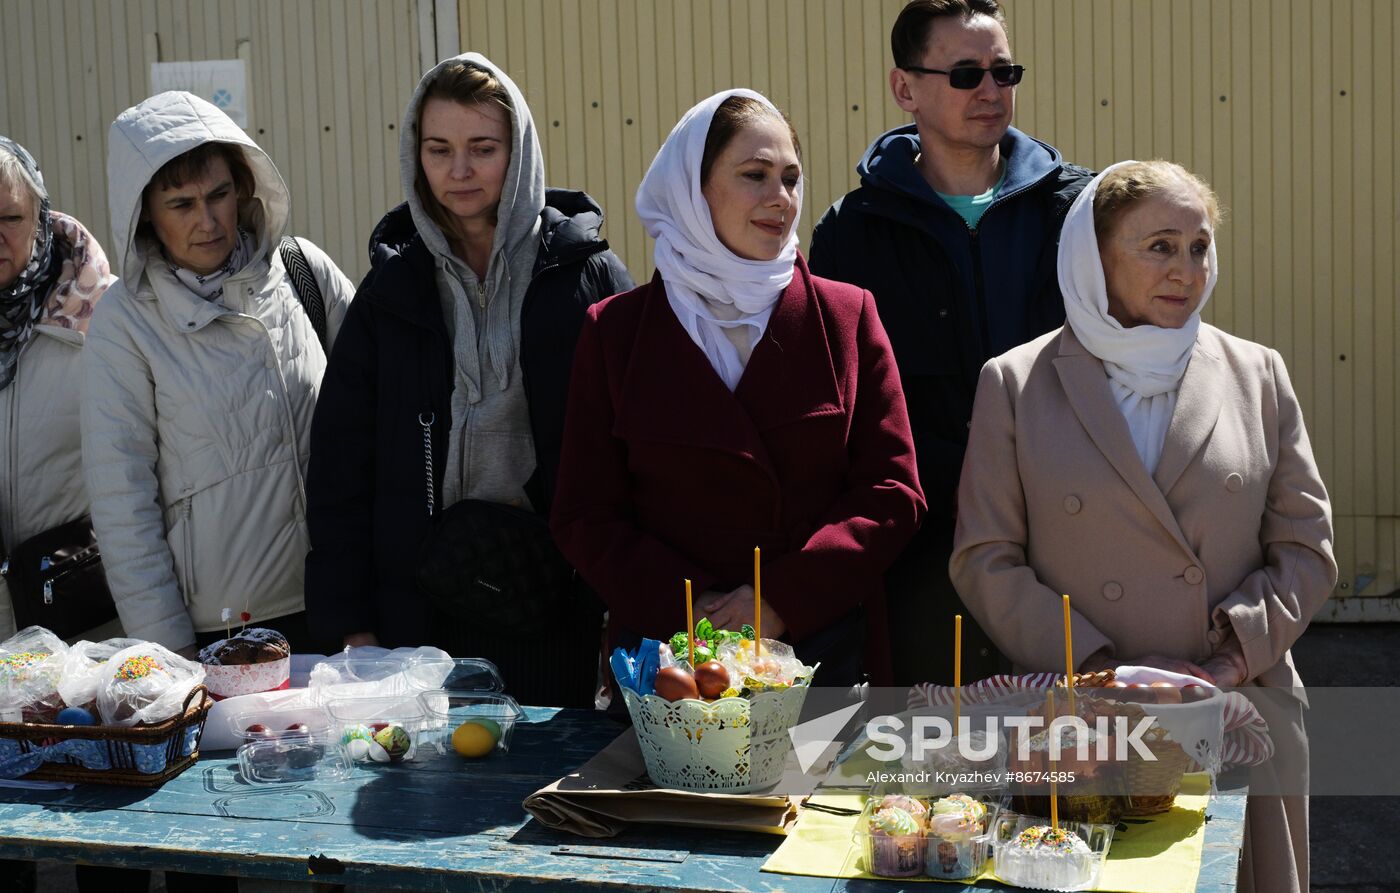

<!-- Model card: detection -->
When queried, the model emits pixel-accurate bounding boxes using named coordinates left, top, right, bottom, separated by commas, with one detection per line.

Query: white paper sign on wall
left=150, top=60, right=249, bottom=128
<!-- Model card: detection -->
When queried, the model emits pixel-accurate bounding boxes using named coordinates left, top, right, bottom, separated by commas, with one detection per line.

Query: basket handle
left=181, top=684, right=210, bottom=715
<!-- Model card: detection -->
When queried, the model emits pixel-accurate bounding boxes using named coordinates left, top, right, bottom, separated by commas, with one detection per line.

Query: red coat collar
left=613, top=256, right=845, bottom=475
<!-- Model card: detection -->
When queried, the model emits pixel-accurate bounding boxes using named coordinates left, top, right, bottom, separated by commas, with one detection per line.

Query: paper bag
left=523, top=730, right=799, bottom=838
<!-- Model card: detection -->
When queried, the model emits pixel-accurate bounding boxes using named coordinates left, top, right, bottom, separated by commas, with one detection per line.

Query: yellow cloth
left=762, top=774, right=1212, bottom=893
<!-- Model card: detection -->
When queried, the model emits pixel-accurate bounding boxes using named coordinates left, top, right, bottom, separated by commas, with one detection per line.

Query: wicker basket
left=1056, top=669, right=1118, bottom=689
left=0, top=685, right=211, bottom=786
left=1122, top=728, right=1193, bottom=815
left=1011, top=670, right=1128, bottom=824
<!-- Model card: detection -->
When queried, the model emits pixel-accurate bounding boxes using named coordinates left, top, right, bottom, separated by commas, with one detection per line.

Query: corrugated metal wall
left=0, top=0, right=422, bottom=281
left=2, top=0, right=1395, bottom=612
left=454, top=0, right=1400, bottom=613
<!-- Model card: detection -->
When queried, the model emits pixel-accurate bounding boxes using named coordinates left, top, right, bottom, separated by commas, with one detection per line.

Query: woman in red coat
left=550, top=90, right=925, bottom=686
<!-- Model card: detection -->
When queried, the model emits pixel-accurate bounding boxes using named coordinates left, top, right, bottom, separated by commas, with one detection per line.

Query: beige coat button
left=1184, top=566, right=1205, bottom=585
left=1063, top=495, right=1082, bottom=514
left=1208, top=629, right=1223, bottom=646
left=1225, top=472, right=1244, bottom=492
left=1102, top=581, right=1123, bottom=600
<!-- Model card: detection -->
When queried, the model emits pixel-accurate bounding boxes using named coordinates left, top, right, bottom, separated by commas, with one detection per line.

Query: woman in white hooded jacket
left=82, top=91, right=355, bottom=656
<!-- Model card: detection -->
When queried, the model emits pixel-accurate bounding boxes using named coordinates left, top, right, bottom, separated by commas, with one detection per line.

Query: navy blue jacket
left=305, top=189, right=634, bottom=649
left=809, top=126, right=1092, bottom=540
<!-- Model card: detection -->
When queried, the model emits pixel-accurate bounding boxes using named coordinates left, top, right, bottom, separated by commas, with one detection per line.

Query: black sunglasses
left=902, top=64, right=1025, bottom=89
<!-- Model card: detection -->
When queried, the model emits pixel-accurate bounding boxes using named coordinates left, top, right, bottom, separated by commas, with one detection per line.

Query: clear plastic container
left=416, top=691, right=523, bottom=758
left=323, top=695, right=427, bottom=764
left=923, top=792, right=999, bottom=880
left=236, top=735, right=353, bottom=784
left=403, top=656, right=504, bottom=693
left=226, top=704, right=334, bottom=743
left=853, top=798, right=926, bottom=878
left=308, top=656, right=412, bottom=703
left=991, top=813, right=1114, bottom=892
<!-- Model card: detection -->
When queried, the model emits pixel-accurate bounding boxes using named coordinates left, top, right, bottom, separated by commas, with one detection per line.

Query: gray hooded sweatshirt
left=400, top=53, right=544, bottom=510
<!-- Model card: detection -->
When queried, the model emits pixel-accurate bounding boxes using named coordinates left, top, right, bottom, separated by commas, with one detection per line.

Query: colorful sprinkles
left=115, top=655, right=161, bottom=680
left=0, top=651, right=47, bottom=683
left=1014, top=826, right=1081, bottom=853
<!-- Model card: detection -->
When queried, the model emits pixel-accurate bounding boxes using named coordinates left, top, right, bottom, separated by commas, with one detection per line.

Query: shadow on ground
left=1291, top=620, right=1400, bottom=893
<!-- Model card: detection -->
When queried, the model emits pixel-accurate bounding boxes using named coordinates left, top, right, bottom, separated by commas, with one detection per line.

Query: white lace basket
left=621, top=677, right=814, bottom=793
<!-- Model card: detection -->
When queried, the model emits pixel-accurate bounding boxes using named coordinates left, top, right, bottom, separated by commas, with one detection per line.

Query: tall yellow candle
left=1047, top=689, right=1060, bottom=831
left=1062, top=593, right=1075, bottom=717
left=954, top=614, right=963, bottom=730
left=686, top=579, right=695, bottom=668
left=753, top=547, right=762, bottom=658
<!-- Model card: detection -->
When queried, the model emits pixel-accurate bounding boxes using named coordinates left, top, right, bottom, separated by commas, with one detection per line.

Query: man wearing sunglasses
left=809, top=0, right=1092, bottom=688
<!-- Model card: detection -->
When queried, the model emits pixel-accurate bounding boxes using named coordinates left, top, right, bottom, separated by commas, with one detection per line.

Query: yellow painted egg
left=451, top=720, right=498, bottom=758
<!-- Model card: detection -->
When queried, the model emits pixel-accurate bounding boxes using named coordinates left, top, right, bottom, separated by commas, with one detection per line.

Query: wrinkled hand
left=1077, top=649, right=1117, bottom=673
left=1199, top=637, right=1249, bottom=688
left=343, top=632, right=379, bottom=649
left=696, top=585, right=787, bottom=639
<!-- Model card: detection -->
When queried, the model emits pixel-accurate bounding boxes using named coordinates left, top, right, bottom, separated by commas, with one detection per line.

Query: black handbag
left=414, top=499, right=578, bottom=635
left=2, top=515, right=117, bottom=639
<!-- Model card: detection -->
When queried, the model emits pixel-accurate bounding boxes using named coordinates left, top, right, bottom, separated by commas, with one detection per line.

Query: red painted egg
left=1150, top=681, right=1183, bottom=704
left=653, top=667, right=699, bottom=702
left=1181, top=684, right=1212, bottom=703
left=694, top=661, right=731, bottom=699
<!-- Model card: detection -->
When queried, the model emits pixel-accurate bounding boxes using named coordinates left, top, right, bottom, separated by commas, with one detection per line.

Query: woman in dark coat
left=305, top=54, right=632, bottom=707
left=550, top=90, right=924, bottom=686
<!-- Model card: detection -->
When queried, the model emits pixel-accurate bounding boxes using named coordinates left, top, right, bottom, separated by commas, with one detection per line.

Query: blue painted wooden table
left=0, top=706, right=1245, bottom=891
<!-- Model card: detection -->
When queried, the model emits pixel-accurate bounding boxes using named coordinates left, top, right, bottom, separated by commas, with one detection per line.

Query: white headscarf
left=635, top=89, right=802, bottom=391
left=1058, top=160, right=1219, bottom=474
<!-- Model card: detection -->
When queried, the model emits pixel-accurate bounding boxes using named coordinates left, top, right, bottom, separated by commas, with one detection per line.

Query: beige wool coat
left=950, top=323, right=1335, bottom=687
left=951, top=322, right=1337, bottom=893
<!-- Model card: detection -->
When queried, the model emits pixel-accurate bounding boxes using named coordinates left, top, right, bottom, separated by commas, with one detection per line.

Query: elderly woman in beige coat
left=951, top=160, right=1335, bottom=893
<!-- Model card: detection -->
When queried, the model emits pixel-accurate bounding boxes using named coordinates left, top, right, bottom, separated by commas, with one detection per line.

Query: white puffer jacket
left=82, top=91, right=354, bottom=649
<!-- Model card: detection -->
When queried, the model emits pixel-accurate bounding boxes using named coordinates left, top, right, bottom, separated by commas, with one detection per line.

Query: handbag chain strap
left=418, top=412, right=436, bottom=516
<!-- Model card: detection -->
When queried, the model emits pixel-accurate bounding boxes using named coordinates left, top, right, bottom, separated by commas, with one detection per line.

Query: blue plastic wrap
left=609, top=639, right=662, bottom=696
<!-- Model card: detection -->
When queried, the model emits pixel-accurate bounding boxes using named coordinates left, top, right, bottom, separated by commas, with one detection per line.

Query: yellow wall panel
left=0, top=0, right=420, bottom=285
left=445, top=0, right=1395, bottom=607
left=2, top=0, right=1395, bottom=607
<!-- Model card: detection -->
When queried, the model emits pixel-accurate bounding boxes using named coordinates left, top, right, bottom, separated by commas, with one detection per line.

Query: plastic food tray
left=416, top=690, right=523, bottom=757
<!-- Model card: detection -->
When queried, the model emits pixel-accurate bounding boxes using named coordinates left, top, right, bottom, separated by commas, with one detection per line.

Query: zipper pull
left=39, top=555, right=51, bottom=573
left=43, top=580, right=53, bottom=605
left=0, top=558, right=7, bottom=576
left=477, top=280, right=486, bottom=310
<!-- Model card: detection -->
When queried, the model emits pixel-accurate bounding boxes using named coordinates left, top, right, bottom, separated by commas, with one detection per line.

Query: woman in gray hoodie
left=305, top=54, right=633, bottom=707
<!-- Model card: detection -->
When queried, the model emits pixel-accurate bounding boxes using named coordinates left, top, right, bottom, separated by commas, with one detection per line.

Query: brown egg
left=1150, top=681, right=1183, bottom=704
left=1117, top=682, right=1155, bottom=703
left=653, top=666, right=699, bottom=702
left=694, top=661, right=731, bottom=699
left=1180, top=683, right=1212, bottom=703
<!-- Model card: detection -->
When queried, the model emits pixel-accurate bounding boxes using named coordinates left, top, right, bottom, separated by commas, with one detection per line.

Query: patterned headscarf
left=0, top=137, right=58, bottom=390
